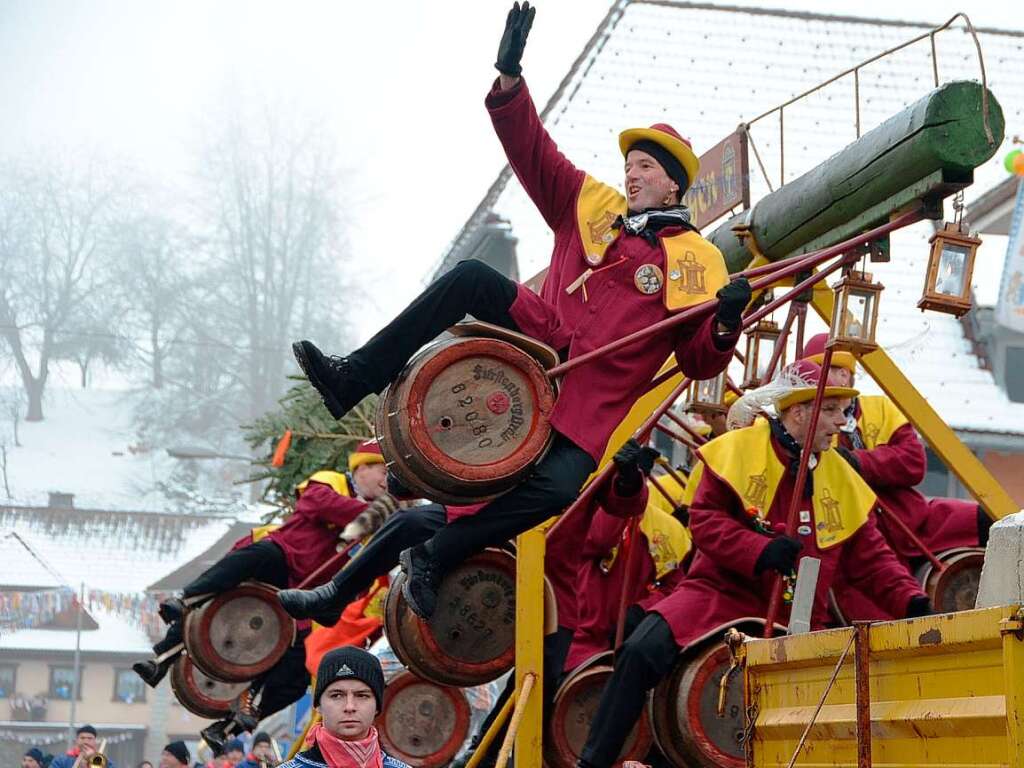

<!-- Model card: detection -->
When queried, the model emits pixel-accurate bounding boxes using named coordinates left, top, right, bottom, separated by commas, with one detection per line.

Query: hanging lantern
left=742, top=320, right=784, bottom=389
left=689, top=372, right=727, bottom=414
left=827, top=270, right=883, bottom=353
left=917, top=222, right=981, bottom=317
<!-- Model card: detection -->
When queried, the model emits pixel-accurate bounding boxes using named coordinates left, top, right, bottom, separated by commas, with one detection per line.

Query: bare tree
left=195, top=107, right=352, bottom=424
left=0, top=157, right=127, bottom=420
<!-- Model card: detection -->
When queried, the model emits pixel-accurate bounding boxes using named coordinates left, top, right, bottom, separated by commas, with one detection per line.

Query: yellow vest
left=696, top=419, right=875, bottom=549
left=603, top=500, right=692, bottom=580
left=296, top=471, right=352, bottom=498
left=856, top=395, right=909, bottom=449
left=575, top=175, right=729, bottom=311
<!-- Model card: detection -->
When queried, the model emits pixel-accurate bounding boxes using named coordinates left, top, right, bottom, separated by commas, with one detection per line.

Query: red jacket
left=648, top=436, right=924, bottom=648
left=486, top=78, right=737, bottom=461
left=565, top=503, right=660, bottom=671
left=545, top=479, right=649, bottom=632
left=263, top=481, right=367, bottom=587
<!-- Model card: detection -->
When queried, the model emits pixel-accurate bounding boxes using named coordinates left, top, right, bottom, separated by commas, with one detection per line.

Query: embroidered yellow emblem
left=587, top=210, right=618, bottom=249
left=745, top=471, right=769, bottom=508
left=818, top=487, right=843, bottom=533
left=672, top=251, right=708, bottom=295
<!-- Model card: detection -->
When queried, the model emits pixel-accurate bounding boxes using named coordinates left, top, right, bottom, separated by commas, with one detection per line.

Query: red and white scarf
left=307, top=722, right=383, bottom=768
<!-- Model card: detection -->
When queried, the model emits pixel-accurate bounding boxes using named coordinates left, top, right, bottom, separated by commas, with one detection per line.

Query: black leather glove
left=835, top=446, right=861, bottom=473
left=613, top=438, right=661, bottom=496
left=905, top=595, right=934, bottom=618
left=495, top=1, right=536, bottom=77
left=671, top=504, right=690, bottom=527
left=754, top=536, right=802, bottom=576
left=715, top=277, right=752, bottom=332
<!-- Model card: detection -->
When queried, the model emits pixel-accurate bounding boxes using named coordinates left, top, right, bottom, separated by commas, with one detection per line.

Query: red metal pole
left=295, top=540, right=360, bottom=589
left=663, top=410, right=708, bottom=444
left=853, top=622, right=873, bottom=767
left=656, top=460, right=690, bottom=491
left=546, top=210, right=921, bottom=380
left=614, top=517, right=642, bottom=648
left=761, top=301, right=797, bottom=383
left=763, top=346, right=835, bottom=638
left=546, top=376, right=692, bottom=540
left=875, top=501, right=945, bottom=571
left=648, top=474, right=679, bottom=507
left=655, top=422, right=701, bottom=453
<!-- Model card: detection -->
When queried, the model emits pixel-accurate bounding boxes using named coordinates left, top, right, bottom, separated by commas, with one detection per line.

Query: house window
left=1006, top=346, right=1024, bottom=403
left=113, top=668, right=146, bottom=704
left=0, top=664, right=16, bottom=698
left=49, top=666, right=82, bottom=700
left=918, top=448, right=951, bottom=498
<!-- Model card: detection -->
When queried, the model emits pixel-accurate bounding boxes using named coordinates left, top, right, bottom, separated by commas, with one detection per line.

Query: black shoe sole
left=133, top=661, right=168, bottom=688
left=292, top=341, right=346, bottom=419
left=399, top=548, right=434, bottom=620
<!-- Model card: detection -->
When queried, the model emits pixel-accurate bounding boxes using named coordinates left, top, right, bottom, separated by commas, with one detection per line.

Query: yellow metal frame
left=511, top=528, right=546, bottom=768
left=743, top=604, right=1024, bottom=766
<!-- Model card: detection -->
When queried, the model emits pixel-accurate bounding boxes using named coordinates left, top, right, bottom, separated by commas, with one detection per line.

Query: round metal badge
left=634, top=264, right=664, bottom=295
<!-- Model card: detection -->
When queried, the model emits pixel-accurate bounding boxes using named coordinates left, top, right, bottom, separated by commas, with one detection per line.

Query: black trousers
left=154, top=540, right=289, bottom=655
left=329, top=504, right=448, bottom=603
left=251, top=630, right=311, bottom=718
left=427, top=434, right=595, bottom=568
left=471, top=627, right=575, bottom=768
left=184, top=539, right=290, bottom=597
left=348, top=259, right=520, bottom=393
left=580, top=613, right=680, bottom=768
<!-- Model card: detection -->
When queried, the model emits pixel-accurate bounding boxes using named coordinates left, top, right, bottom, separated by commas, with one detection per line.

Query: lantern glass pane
left=757, top=337, right=777, bottom=380
left=696, top=377, right=722, bottom=404
left=935, top=243, right=970, bottom=297
left=844, top=289, right=874, bottom=341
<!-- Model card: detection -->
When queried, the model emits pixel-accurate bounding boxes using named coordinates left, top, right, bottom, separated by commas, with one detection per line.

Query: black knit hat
left=76, top=726, right=97, bottom=737
left=252, top=733, right=272, bottom=748
left=314, top=646, right=385, bottom=712
left=162, top=742, right=190, bottom=766
left=24, top=748, right=45, bottom=765
left=627, top=139, right=690, bottom=200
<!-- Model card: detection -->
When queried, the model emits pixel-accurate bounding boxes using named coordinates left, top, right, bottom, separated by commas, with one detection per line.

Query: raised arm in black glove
left=753, top=535, right=803, bottom=576
left=495, top=1, right=536, bottom=77
left=613, top=438, right=661, bottom=496
left=905, top=595, right=934, bottom=618
left=715, top=276, right=752, bottom=333
left=835, top=445, right=861, bottom=474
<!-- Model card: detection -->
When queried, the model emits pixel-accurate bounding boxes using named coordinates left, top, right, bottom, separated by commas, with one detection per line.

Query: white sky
left=1, top=0, right=1021, bottom=349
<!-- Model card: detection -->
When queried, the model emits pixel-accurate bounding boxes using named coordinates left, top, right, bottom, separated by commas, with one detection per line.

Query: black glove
left=754, top=536, right=802, bottom=576
left=613, top=438, right=661, bottom=496
left=495, top=1, right=536, bottom=76
left=671, top=504, right=690, bottom=527
left=835, top=446, right=861, bottom=474
left=623, top=604, right=648, bottom=639
left=905, top=595, right=934, bottom=618
left=715, top=277, right=752, bottom=333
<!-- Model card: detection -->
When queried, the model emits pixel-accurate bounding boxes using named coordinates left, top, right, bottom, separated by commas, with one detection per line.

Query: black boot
left=133, top=658, right=172, bottom=688
left=278, top=581, right=345, bottom=627
left=200, top=720, right=231, bottom=755
left=292, top=340, right=371, bottom=420
left=158, top=597, right=185, bottom=624
left=399, top=544, right=442, bottom=619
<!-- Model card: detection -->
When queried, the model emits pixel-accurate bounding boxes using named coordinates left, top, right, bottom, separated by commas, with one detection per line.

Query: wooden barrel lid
left=376, top=671, right=470, bottom=768
left=169, top=655, right=249, bottom=719
left=916, top=547, right=986, bottom=614
left=184, top=582, right=295, bottom=683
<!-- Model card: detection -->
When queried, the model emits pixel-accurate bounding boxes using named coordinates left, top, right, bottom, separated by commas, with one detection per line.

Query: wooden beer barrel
left=169, top=655, right=249, bottom=719
left=376, top=671, right=471, bottom=768
left=649, top=641, right=745, bottom=768
left=385, top=549, right=538, bottom=687
left=916, top=547, right=986, bottom=613
left=184, top=582, right=296, bottom=683
left=546, top=652, right=654, bottom=768
left=376, top=334, right=556, bottom=505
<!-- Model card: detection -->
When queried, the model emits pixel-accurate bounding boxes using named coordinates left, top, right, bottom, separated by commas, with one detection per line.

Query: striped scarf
left=613, top=205, right=694, bottom=244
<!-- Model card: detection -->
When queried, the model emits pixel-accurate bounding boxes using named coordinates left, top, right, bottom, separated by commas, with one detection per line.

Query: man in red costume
left=801, top=333, right=991, bottom=620
left=575, top=361, right=931, bottom=768
left=134, top=441, right=392, bottom=750
left=291, top=2, right=749, bottom=619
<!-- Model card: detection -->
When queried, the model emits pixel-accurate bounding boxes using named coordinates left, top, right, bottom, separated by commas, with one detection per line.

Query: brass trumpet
left=72, top=739, right=108, bottom=768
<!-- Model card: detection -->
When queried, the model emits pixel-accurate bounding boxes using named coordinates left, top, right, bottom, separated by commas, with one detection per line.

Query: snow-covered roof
left=439, top=1, right=1024, bottom=439
left=0, top=505, right=237, bottom=593
left=0, top=606, right=152, bottom=655
left=0, top=532, right=65, bottom=590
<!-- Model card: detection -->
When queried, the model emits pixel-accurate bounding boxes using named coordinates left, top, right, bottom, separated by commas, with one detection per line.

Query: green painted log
left=711, top=81, right=1004, bottom=273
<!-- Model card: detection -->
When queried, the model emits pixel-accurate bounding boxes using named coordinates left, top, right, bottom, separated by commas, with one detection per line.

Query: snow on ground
left=0, top=386, right=251, bottom=513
